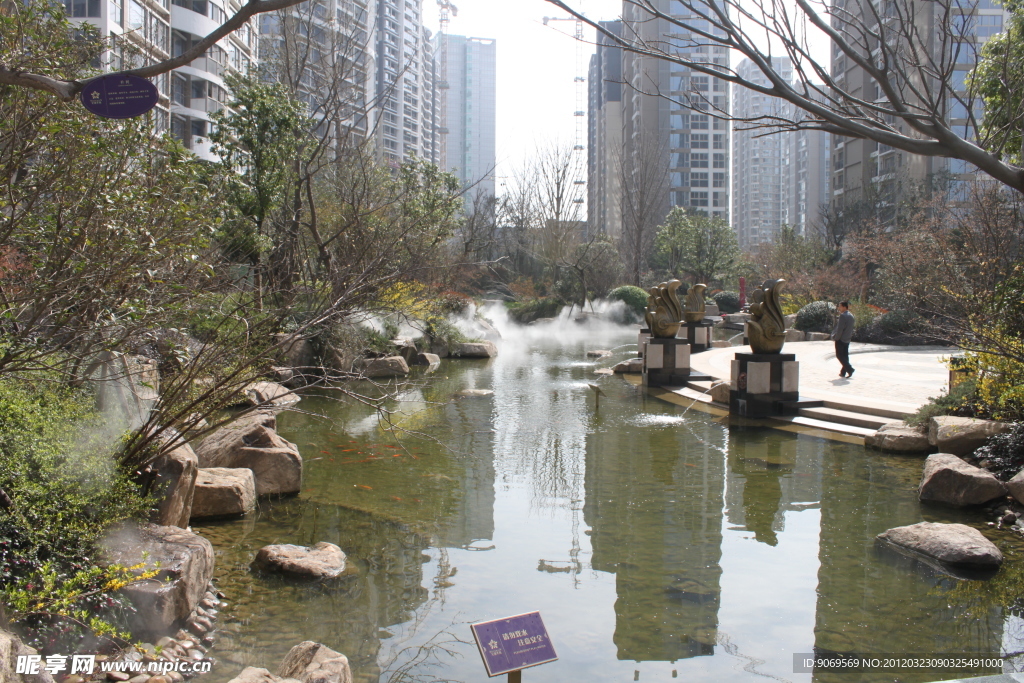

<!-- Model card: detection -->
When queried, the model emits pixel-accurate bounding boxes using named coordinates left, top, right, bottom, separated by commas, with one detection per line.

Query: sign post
left=470, top=612, right=557, bottom=679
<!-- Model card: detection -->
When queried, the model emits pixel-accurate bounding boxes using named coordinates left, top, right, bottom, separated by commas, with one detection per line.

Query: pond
left=193, top=318, right=1024, bottom=683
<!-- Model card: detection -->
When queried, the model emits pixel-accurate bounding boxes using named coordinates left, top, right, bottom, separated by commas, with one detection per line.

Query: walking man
left=831, top=301, right=855, bottom=378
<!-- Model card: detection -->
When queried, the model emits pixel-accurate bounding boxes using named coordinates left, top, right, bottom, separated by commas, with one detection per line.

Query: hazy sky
left=422, top=1, right=622, bottom=187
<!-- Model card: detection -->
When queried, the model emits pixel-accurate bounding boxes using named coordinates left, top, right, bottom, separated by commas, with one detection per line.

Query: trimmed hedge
left=713, top=290, right=740, bottom=314
left=794, top=301, right=837, bottom=333
left=608, top=285, right=649, bottom=317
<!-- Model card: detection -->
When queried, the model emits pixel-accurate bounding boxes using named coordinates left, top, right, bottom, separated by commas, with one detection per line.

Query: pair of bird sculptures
left=644, top=278, right=787, bottom=354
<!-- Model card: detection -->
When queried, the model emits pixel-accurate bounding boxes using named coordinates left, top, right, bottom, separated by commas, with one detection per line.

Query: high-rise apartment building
left=588, top=1, right=730, bottom=249
left=376, top=0, right=438, bottom=164
left=439, top=35, right=497, bottom=202
left=731, top=58, right=831, bottom=248
left=829, top=0, right=1008, bottom=210
left=587, top=21, right=623, bottom=241
left=65, top=0, right=259, bottom=160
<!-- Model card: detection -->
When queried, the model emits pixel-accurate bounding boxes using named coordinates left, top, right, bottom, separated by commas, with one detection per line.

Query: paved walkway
left=688, top=341, right=955, bottom=414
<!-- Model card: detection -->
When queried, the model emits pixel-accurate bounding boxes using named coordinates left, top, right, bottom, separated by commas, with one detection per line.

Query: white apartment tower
left=376, top=0, right=438, bottom=165
left=65, top=0, right=258, bottom=159
left=440, top=35, right=497, bottom=203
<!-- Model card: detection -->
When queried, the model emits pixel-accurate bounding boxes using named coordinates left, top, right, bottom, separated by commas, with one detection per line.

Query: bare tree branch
left=0, top=0, right=308, bottom=100
left=545, top=0, right=1024, bottom=193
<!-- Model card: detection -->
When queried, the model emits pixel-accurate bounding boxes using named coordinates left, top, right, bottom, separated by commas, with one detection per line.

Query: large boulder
left=928, top=416, right=1012, bottom=456
left=191, top=468, right=257, bottom=520
left=613, top=358, right=644, bottom=374
left=451, top=341, right=498, bottom=358
left=865, top=421, right=931, bottom=453
left=918, top=453, right=1007, bottom=506
left=1006, top=469, right=1024, bottom=506
left=151, top=442, right=198, bottom=528
left=244, top=381, right=300, bottom=408
left=784, top=329, right=805, bottom=342
left=359, top=356, right=410, bottom=378
left=195, top=418, right=302, bottom=496
left=0, top=629, right=54, bottom=683
left=411, top=352, right=440, bottom=367
left=877, top=522, right=1003, bottom=569
left=273, top=333, right=315, bottom=369
left=100, top=524, right=214, bottom=638
left=252, top=542, right=350, bottom=580
left=278, top=642, right=352, bottom=683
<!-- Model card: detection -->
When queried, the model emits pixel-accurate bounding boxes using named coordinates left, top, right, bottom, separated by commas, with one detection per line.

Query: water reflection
left=584, top=402, right=726, bottom=661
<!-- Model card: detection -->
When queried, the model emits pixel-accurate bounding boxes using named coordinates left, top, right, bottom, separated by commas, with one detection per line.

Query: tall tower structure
left=587, top=20, right=623, bottom=240
left=440, top=35, right=497, bottom=203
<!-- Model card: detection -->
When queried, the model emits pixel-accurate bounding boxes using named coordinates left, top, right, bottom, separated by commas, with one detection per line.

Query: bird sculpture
left=644, top=279, right=684, bottom=338
left=747, top=279, right=787, bottom=354
left=684, top=283, right=707, bottom=323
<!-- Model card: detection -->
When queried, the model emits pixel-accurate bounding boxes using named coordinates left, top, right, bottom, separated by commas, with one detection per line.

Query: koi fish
left=320, top=451, right=331, bottom=455
left=390, top=496, right=403, bottom=501
left=355, top=484, right=373, bottom=490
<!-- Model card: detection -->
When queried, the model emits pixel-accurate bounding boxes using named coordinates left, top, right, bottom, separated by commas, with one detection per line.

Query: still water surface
left=194, top=322, right=1024, bottom=682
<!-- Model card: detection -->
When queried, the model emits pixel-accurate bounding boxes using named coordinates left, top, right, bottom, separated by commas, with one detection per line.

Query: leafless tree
left=617, top=131, right=669, bottom=286
left=546, top=0, right=1024, bottom=194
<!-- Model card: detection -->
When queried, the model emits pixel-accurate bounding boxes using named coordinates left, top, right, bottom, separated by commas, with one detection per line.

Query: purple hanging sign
left=470, top=611, right=558, bottom=677
left=80, top=74, right=159, bottom=119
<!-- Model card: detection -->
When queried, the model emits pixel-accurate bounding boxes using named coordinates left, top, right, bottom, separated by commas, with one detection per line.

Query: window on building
left=713, top=153, right=726, bottom=168
left=691, top=172, right=709, bottom=187
left=691, top=191, right=709, bottom=207
left=713, top=172, right=726, bottom=187
left=67, top=0, right=101, bottom=18
left=692, top=133, right=709, bottom=149
left=692, top=153, right=709, bottom=168
left=713, top=134, right=725, bottom=149
left=691, top=114, right=708, bottom=129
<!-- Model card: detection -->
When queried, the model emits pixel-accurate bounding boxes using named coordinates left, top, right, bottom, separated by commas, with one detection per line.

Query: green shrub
left=713, top=290, right=741, bottom=314
left=906, top=378, right=979, bottom=427
left=874, top=309, right=922, bottom=336
left=0, top=378, right=150, bottom=653
left=608, top=285, right=649, bottom=317
left=794, top=300, right=837, bottom=332
left=421, top=316, right=473, bottom=353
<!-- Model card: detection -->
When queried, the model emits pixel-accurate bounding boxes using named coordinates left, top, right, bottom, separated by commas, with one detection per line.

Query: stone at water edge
left=100, top=524, right=214, bottom=638
left=278, top=642, right=352, bottom=683
left=928, top=415, right=1012, bottom=456
left=451, top=341, right=498, bottom=358
left=586, top=349, right=612, bottom=358
left=244, top=381, right=300, bottom=407
left=593, top=368, right=614, bottom=376
left=151, top=442, right=198, bottom=529
left=411, top=352, right=440, bottom=367
left=1, top=629, right=55, bottom=683
left=865, top=421, right=931, bottom=453
left=195, top=419, right=302, bottom=496
left=190, top=468, right=257, bottom=520
left=877, top=522, right=1003, bottom=568
left=226, top=669, right=301, bottom=683
left=252, top=542, right=351, bottom=580
left=918, top=453, right=1007, bottom=507
left=358, top=356, right=409, bottom=378
left=1006, top=469, right=1024, bottom=507
left=613, top=358, right=644, bottom=374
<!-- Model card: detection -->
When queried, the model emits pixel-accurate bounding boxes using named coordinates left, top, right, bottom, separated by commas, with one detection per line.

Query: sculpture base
left=638, top=328, right=651, bottom=358
left=643, top=338, right=712, bottom=387
left=677, top=320, right=716, bottom=353
left=729, top=353, right=806, bottom=417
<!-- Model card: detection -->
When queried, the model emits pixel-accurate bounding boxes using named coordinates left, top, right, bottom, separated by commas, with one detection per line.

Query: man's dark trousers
left=835, top=340, right=852, bottom=376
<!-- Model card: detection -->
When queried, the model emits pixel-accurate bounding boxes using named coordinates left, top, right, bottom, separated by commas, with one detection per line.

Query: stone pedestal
left=678, top=320, right=715, bottom=353
left=729, top=353, right=805, bottom=417
left=643, top=338, right=715, bottom=387
left=638, top=328, right=651, bottom=358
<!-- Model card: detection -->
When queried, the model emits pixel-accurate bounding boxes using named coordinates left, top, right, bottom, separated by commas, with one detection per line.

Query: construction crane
left=543, top=15, right=587, bottom=205
left=437, top=1, right=458, bottom=169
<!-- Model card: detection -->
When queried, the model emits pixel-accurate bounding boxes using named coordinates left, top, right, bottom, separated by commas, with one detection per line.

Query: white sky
left=422, top=0, right=622, bottom=188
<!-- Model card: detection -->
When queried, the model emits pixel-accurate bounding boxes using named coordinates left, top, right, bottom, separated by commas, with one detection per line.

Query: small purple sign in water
left=80, top=74, right=159, bottom=119
left=471, top=611, right=558, bottom=677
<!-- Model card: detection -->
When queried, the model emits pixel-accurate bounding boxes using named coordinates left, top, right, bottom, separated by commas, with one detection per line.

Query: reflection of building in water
left=811, top=444, right=1004, bottom=682
left=434, top=391, right=496, bottom=547
left=584, top=413, right=725, bottom=661
left=724, top=431, right=823, bottom=546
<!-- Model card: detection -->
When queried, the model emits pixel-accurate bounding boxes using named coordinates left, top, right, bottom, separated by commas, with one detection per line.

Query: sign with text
left=80, top=74, right=159, bottom=119
left=471, top=611, right=558, bottom=677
